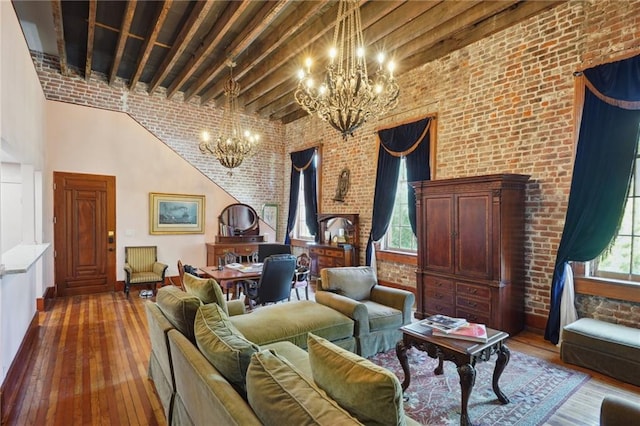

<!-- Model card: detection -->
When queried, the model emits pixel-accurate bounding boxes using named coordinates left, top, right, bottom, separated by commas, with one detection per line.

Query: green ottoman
left=561, top=318, right=640, bottom=386
left=230, top=301, right=356, bottom=352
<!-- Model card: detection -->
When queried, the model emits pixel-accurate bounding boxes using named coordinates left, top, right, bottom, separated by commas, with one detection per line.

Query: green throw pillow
left=155, top=285, right=202, bottom=343
left=307, top=333, right=406, bottom=426
left=183, top=273, right=228, bottom=315
left=194, top=303, right=259, bottom=393
left=246, top=350, right=359, bottom=425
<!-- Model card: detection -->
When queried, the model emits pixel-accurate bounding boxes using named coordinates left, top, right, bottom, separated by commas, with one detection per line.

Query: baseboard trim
left=0, top=312, right=39, bottom=423
left=36, top=286, right=56, bottom=312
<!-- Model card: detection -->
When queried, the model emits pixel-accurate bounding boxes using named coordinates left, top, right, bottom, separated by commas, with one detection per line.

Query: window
left=593, top=137, right=640, bottom=282
left=383, top=158, right=417, bottom=252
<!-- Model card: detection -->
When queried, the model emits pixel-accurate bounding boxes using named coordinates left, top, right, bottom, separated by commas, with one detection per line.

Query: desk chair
left=292, top=253, right=310, bottom=300
left=243, top=254, right=297, bottom=310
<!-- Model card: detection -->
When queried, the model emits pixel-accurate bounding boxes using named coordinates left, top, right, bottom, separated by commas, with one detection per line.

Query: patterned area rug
left=368, top=346, right=589, bottom=426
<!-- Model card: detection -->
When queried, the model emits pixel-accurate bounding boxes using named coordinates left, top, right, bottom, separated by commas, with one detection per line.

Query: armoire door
left=423, top=195, right=454, bottom=273
left=455, top=192, right=491, bottom=279
left=53, top=172, right=116, bottom=296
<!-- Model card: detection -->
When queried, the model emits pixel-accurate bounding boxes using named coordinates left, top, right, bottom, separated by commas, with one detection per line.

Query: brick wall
left=33, top=52, right=288, bottom=238
left=285, top=1, right=640, bottom=327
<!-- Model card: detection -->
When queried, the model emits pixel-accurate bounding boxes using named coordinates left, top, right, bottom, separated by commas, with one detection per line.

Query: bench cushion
left=230, top=301, right=355, bottom=351
left=561, top=318, right=640, bottom=386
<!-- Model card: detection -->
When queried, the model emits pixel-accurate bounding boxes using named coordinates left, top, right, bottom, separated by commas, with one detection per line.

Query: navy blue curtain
left=545, top=55, right=640, bottom=344
left=285, top=147, right=319, bottom=244
left=366, top=117, right=432, bottom=265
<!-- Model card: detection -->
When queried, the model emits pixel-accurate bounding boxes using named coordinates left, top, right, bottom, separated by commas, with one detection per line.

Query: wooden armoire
left=411, top=174, right=529, bottom=336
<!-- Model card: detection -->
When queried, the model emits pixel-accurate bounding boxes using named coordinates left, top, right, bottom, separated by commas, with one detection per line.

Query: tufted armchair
left=316, top=266, right=415, bottom=358
left=124, top=246, right=168, bottom=297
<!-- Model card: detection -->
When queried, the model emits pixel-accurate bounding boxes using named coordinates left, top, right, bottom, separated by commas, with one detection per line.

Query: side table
left=396, top=321, right=510, bottom=426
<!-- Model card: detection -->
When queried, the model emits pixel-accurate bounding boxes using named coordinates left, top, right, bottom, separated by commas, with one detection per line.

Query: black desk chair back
left=257, top=244, right=291, bottom=262
left=244, top=254, right=297, bottom=309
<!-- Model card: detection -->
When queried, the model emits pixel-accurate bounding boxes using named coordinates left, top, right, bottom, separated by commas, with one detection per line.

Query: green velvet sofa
left=146, top=284, right=420, bottom=425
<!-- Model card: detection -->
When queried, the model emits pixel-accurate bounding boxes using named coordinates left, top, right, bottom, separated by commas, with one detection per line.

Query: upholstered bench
left=561, top=318, right=640, bottom=386
left=229, top=300, right=356, bottom=352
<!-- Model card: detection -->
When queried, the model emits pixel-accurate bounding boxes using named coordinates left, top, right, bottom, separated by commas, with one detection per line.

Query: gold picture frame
left=149, top=193, right=205, bottom=234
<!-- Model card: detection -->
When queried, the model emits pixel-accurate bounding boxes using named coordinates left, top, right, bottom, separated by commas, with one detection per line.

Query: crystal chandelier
left=199, top=61, right=259, bottom=172
left=295, top=0, right=399, bottom=139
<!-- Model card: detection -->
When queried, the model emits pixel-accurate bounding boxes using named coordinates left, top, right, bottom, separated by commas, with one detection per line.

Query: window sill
left=290, top=238, right=313, bottom=248
left=574, top=276, right=640, bottom=303
left=376, top=249, right=417, bottom=266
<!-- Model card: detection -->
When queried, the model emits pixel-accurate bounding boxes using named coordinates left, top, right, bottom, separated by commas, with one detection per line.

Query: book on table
left=432, top=323, right=488, bottom=343
left=420, top=314, right=468, bottom=333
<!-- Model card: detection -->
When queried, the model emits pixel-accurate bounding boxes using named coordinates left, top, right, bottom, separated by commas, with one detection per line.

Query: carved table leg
left=458, top=363, right=476, bottom=426
left=396, top=340, right=411, bottom=392
left=492, top=344, right=510, bottom=404
left=434, top=351, right=444, bottom=375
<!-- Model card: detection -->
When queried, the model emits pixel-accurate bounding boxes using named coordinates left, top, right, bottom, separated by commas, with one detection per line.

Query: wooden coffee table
left=397, top=321, right=510, bottom=426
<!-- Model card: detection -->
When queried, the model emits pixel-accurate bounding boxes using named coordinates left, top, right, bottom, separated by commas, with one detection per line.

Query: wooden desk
left=397, top=321, right=510, bottom=426
left=199, top=265, right=262, bottom=300
left=200, top=265, right=262, bottom=282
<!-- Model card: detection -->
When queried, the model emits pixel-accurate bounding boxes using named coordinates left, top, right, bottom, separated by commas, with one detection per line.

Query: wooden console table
left=397, top=321, right=510, bottom=426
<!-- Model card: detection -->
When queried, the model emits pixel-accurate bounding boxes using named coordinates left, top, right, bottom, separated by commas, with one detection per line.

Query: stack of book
left=422, top=314, right=488, bottom=343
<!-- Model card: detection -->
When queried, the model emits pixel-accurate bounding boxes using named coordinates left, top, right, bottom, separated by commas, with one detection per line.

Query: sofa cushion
left=246, top=349, right=360, bottom=426
left=320, top=266, right=377, bottom=301
left=155, top=285, right=202, bottom=343
left=183, top=273, right=228, bottom=314
left=194, top=304, right=259, bottom=393
left=307, top=333, right=406, bottom=426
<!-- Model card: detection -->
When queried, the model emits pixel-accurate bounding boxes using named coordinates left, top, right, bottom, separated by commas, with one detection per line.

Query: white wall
left=44, top=101, right=274, bottom=279
left=0, top=2, right=47, bottom=384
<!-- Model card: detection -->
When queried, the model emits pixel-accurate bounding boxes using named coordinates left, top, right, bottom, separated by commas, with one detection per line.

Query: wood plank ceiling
left=27, top=0, right=567, bottom=124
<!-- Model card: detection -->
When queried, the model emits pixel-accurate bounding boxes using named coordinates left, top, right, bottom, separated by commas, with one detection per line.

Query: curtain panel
left=285, top=147, right=319, bottom=244
left=366, top=117, right=432, bottom=266
left=545, top=55, right=640, bottom=344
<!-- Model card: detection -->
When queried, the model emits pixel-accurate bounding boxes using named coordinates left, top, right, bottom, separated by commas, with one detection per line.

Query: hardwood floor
left=4, top=289, right=640, bottom=425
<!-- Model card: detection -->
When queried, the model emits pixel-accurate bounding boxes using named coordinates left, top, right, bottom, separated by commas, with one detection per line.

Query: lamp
left=295, top=0, right=399, bottom=139
left=199, top=60, right=259, bottom=173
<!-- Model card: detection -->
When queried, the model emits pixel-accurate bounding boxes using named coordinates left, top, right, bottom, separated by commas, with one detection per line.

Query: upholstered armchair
left=123, top=246, right=168, bottom=297
left=316, top=266, right=415, bottom=358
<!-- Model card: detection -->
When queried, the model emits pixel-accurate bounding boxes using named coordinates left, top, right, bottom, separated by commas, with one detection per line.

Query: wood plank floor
left=4, top=289, right=640, bottom=425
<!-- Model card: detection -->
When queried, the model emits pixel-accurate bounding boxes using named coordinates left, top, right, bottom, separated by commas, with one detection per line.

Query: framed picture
left=149, top=193, right=205, bottom=234
left=262, top=203, right=278, bottom=233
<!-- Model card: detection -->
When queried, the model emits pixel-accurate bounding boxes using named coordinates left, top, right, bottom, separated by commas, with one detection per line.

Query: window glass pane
left=633, top=237, right=640, bottom=275
left=598, top=235, right=631, bottom=274
left=383, top=159, right=417, bottom=252
left=618, top=197, right=633, bottom=235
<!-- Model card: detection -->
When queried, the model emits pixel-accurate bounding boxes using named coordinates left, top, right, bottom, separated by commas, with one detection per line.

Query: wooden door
left=54, top=172, right=116, bottom=296
left=455, top=192, right=491, bottom=279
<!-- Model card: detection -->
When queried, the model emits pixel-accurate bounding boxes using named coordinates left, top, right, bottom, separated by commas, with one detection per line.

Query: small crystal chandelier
left=199, top=60, right=259, bottom=173
left=295, top=0, right=399, bottom=139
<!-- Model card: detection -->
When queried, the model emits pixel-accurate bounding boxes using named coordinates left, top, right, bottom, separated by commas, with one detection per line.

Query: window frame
left=381, top=157, right=418, bottom=254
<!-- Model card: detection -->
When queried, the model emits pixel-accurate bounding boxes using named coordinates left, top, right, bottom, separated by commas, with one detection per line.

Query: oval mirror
left=219, top=203, right=259, bottom=235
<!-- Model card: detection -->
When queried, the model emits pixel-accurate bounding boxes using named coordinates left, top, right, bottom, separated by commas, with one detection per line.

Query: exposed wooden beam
left=130, top=1, right=172, bottom=91
left=85, top=0, right=97, bottom=81
left=180, top=0, right=290, bottom=103
left=198, top=0, right=338, bottom=106
left=166, top=1, right=256, bottom=99
left=109, top=1, right=137, bottom=85
left=147, top=2, right=215, bottom=95
left=281, top=108, right=309, bottom=125
left=50, top=0, right=68, bottom=76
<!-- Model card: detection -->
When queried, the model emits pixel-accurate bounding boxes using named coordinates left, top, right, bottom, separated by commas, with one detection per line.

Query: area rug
left=368, top=347, right=589, bottom=426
